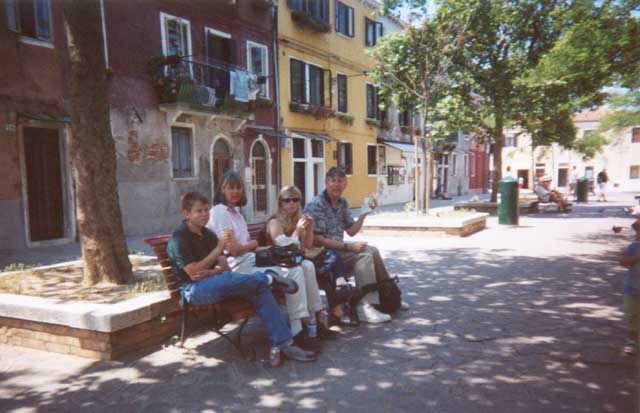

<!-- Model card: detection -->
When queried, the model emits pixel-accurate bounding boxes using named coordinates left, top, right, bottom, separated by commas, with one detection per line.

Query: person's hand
left=302, top=214, right=314, bottom=229
left=347, top=241, right=367, bottom=253
left=296, top=217, right=307, bottom=232
left=221, top=228, right=234, bottom=246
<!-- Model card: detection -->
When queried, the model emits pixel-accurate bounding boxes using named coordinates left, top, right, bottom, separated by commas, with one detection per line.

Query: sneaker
left=265, top=270, right=299, bottom=294
left=293, top=332, right=322, bottom=354
left=399, top=300, right=410, bottom=311
left=357, top=302, right=391, bottom=324
left=317, top=323, right=339, bottom=340
left=281, top=345, right=318, bottom=362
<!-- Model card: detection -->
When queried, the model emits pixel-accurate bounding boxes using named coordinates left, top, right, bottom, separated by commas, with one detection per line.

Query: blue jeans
left=180, top=271, right=293, bottom=349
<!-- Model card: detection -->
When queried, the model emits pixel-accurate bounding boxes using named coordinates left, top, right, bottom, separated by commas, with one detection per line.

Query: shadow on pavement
left=1, top=246, right=636, bottom=412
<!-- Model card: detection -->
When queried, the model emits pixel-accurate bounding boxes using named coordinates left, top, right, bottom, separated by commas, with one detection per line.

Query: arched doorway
left=212, top=138, right=231, bottom=194
left=251, top=141, right=268, bottom=215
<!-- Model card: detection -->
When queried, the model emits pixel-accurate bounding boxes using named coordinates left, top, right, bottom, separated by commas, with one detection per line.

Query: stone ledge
left=0, top=291, right=179, bottom=333
left=454, top=201, right=540, bottom=215
left=362, top=213, right=489, bottom=237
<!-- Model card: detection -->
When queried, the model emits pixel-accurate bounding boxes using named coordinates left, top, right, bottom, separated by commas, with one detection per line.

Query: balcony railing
left=149, top=55, right=267, bottom=115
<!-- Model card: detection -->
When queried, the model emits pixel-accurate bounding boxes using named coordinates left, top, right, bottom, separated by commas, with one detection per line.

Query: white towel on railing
left=230, top=70, right=249, bottom=102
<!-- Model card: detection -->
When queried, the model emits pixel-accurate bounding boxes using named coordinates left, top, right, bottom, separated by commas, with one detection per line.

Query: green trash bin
left=576, top=178, right=589, bottom=203
left=498, top=177, right=519, bottom=225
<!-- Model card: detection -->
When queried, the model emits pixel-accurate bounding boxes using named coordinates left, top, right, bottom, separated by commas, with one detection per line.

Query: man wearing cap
left=534, top=176, right=570, bottom=212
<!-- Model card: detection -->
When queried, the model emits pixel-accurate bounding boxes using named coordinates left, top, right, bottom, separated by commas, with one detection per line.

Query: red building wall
left=104, top=0, right=277, bottom=128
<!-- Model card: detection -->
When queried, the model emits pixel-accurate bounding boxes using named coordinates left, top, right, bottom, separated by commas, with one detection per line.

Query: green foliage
left=2, top=262, right=38, bottom=273
left=573, top=132, right=608, bottom=160
left=600, top=90, right=640, bottom=132
left=336, top=112, right=355, bottom=125
left=290, top=10, right=331, bottom=33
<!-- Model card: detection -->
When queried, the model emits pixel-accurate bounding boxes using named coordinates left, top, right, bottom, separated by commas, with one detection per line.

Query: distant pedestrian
left=597, top=169, right=609, bottom=202
left=569, top=166, right=579, bottom=200
left=619, top=219, right=640, bottom=355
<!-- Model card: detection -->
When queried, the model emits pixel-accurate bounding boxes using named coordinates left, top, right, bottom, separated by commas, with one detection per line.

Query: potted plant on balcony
left=336, top=112, right=355, bottom=125
left=311, top=105, right=335, bottom=120
left=291, top=10, right=331, bottom=33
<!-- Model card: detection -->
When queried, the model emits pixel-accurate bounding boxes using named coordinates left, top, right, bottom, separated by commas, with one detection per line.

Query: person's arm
left=620, top=245, right=640, bottom=267
left=183, top=238, right=227, bottom=281
left=225, top=235, right=258, bottom=256
left=301, top=217, right=314, bottom=250
left=211, top=206, right=258, bottom=256
left=314, top=233, right=366, bottom=252
left=345, top=213, right=368, bottom=237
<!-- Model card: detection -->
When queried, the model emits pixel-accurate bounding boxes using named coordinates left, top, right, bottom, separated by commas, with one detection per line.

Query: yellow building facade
left=277, top=0, right=383, bottom=207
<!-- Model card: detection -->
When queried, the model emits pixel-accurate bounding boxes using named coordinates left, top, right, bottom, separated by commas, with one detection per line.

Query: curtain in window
left=35, top=0, right=51, bottom=40
left=6, top=0, right=18, bottom=32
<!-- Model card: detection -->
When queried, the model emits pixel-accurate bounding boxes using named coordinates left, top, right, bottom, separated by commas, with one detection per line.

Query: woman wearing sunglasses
left=266, top=186, right=338, bottom=347
left=207, top=172, right=328, bottom=355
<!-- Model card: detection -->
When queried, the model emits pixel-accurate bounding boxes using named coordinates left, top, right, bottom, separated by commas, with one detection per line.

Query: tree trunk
left=490, top=114, right=504, bottom=202
left=421, top=105, right=430, bottom=213
left=63, top=0, right=133, bottom=285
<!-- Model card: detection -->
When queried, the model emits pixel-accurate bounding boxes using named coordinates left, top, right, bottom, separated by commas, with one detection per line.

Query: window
left=632, top=127, right=640, bottom=143
left=504, top=135, right=516, bottom=147
left=367, top=145, right=377, bottom=175
left=398, top=111, right=412, bottom=127
left=365, top=18, right=383, bottom=47
left=366, top=84, right=379, bottom=119
left=338, top=142, right=352, bottom=175
left=309, top=65, right=324, bottom=106
left=378, top=145, right=386, bottom=174
left=288, top=0, right=329, bottom=23
left=161, top=13, right=191, bottom=57
left=290, top=58, right=325, bottom=106
left=464, top=155, right=468, bottom=176
left=337, top=74, right=348, bottom=113
left=451, top=154, right=457, bottom=176
left=213, top=139, right=232, bottom=192
left=290, top=59, right=305, bottom=103
left=335, top=1, right=354, bottom=37
left=293, top=138, right=306, bottom=158
left=631, top=165, right=640, bottom=179
left=247, top=41, right=269, bottom=98
left=470, top=153, right=475, bottom=177
left=311, top=139, right=324, bottom=157
left=7, top=0, right=52, bottom=41
left=251, top=142, right=268, bottom=215
left=171, top=127, right=194, bottom=178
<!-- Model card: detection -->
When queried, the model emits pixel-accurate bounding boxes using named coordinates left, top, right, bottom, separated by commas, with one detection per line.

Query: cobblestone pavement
left=1, top=192, right=639, bottom=412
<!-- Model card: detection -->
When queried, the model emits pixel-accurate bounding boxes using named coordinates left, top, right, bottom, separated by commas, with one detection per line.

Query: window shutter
left=348, top=7, right=354, bottom=36
left=346, top=143, right=352, bottom=174
left=228, top=38, right=237, bottom=65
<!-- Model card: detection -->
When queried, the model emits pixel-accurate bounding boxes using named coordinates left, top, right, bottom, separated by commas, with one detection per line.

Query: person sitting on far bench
left=533, top=176, right=571, bottom=212
left=167, top=191, right=317, bottom=367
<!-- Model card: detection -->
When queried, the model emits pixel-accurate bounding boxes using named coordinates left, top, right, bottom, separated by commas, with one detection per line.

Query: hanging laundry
left=230, top=70, right=249, bottom=102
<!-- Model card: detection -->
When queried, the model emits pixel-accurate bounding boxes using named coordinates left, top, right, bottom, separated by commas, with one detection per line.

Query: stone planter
left=362, top=212, right=489, bottom=237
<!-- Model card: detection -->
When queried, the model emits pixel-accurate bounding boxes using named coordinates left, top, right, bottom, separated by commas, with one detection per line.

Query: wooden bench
left=143, top=221, right=272, bottom=357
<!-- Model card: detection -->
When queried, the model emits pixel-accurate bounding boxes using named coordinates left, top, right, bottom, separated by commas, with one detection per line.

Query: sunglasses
left=281, top=198, right=300, bottom=203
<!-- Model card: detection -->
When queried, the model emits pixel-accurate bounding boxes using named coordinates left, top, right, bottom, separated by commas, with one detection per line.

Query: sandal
left=623, top=341, right=637, bottom=356
left=329, top=313, right=359, bottom=327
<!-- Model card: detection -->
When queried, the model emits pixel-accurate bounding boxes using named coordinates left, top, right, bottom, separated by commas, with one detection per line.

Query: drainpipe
left=99, top=0, right=109, bottom=69
left=272, top=2, right=282, bottom=192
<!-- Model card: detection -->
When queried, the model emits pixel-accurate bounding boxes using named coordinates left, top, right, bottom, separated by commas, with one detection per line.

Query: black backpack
left=360, top=277, right=402, bottom=315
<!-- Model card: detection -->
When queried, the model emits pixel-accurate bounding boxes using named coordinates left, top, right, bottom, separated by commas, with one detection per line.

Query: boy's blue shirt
left=623, top=241, right=640, bottom=295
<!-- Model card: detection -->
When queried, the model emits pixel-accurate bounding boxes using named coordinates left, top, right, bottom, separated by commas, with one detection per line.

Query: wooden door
left=23, top=127, right=64, bottom=241
left=212, top=139, right=232, bottom=193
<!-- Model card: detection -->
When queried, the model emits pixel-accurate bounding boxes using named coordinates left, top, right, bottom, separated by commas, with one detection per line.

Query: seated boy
left=167, top=192, right=316, bottom=367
